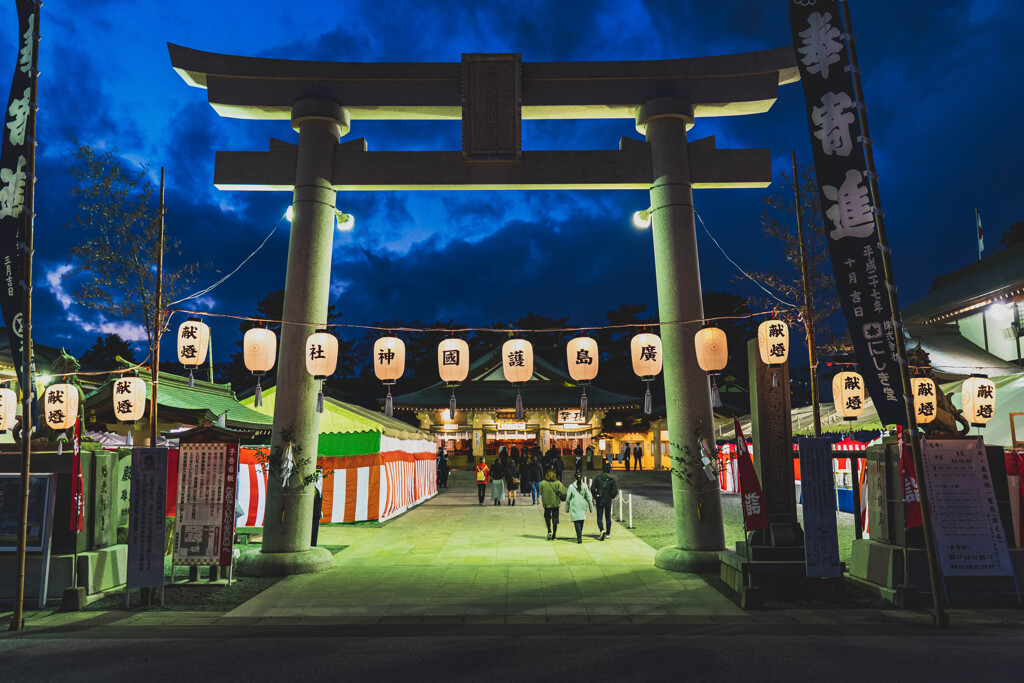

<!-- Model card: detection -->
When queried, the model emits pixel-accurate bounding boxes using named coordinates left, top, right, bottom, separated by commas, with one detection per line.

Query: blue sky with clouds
left=1, top=0, right=1021, bottom=362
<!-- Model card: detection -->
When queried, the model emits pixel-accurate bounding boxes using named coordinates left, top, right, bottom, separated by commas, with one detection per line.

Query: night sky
left=1, top=0, right=1020, bottom=368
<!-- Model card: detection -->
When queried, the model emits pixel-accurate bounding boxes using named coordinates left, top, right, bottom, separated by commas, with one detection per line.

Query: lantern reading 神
left=694, top=326, right=728, bottom=374
left=438, top=338, right=469, bottom=416
left=43, top=383, right=79, bottom=431
left=374, top=336, right=406, bottom=417
left=832, top=371, right=865, bottom=421
left=757, top=319, right=789, bottom=365
left=631, top=332, right=662, bottom=415
left=177, top=318, right=210, bottom=388
left=306, top=330, right=339, bottom=414
left=911, top=377, right=937, bottom=425
left=113, top=376, right=147, bottom=423
left=962, top=375, right=996, bottom=427
left=244, top=327, right=277, bottom=407
left=502, top=338, right=534, bottom=420
left=567, top=336, right=599, bottom=418
left=0, top=387, right=16, bottom=432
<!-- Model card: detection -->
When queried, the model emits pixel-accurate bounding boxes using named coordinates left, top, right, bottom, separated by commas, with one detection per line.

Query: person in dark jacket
left=585, top=443, right=595, bottom=471
left=573, top=444, right=584, bottom=475
left=438, top=453, right=450, bottom=488
left=527, top=454, right=543, bottom=504
left=633, top=443, right=643, bottom=470
left=622, top=443, right=631, bottom=471
left=490, top=454, right=506, bottom=505
left=552, top=450, right=565, bottom=482
left=590, top=461, right=619, bottom=540
left=510, top=444, right=520, bottom=463
left=505, top=458, right=520, bottom=506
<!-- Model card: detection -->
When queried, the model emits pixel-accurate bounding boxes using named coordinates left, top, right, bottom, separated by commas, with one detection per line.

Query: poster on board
left=127, top=448, right=168, bottom=589
left=798, top=438, right=841, bottom=578
left=172, top=441, right=237, bottom=566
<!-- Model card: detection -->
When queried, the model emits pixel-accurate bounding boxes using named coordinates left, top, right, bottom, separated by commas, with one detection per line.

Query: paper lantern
left=962, top=376, right=996, bottom=427
left=374, top=336, right=406, bottom=383
left=0, top=387, right=16, bottom=432
left=757, top=320, right=789, bottom=365
left=630, top=333, right=662, bottom=379
left=43, top=383, right=78, bottom=430
left=566, top=336, right=599, bottom=383
left=112, top=376, right=147, bottom=423
left=502, top=339, right=533, bottom=384
left=438, top=338, right=469, bottom=384
left=177, top=318, right=210, bottom=368
left=244, top=327, right=277, bottom=375
left=832, top=371, right=865, bottom=421
left=305, top=330, right=338, bottom=379
left=911, top=377, right=937, bottom=425
left=694, top=326, right=728, bottom=374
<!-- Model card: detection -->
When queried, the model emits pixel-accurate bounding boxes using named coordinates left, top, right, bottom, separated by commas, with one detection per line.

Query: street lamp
left=632, top=208, right=652, bottom=229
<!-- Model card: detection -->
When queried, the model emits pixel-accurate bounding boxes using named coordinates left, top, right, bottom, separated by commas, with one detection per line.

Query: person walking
left=621, top=443, right=631, bottom=471
left=573, top=443, right=584, bottom=474
left=520, top=451, right=532, bottom=498
left=527, top=454, right=543, bottom=504
left=539, top=469, right=567, bottom=540
left=510, top=444, right=520, bottom=463
left=633, top=443, right=643, bottom=471
left=585, top=443, right=594, bottom=471
left=553, top=450, right=565, bottom=483
left=565, top=471, right=594, bottom=544
left=474, top=458, right=490, bottom=505
left=505, top=457, right=520, bottom=506
left=590, top=461, right=619, bottom=540
left=490, top=454, right=506, bottom=505
left=439, top=452, right=451, bottom=488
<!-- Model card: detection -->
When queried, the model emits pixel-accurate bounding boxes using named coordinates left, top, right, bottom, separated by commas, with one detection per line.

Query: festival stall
left=237, top=386, right=437, bottom=526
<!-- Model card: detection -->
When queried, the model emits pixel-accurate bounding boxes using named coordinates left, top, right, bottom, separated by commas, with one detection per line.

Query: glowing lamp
left=244, top=327, right=276, bottom=375
left=374, top=336, right=406, bottom=383
left=566, top=336, right=599, bottom=383
left=502, top=339, right=533, bottom=384
left=630, top=333, right=662, bottom=379
left=911, top=377, right=937, bottom=425
left=438, top=338, right=469, bottom=384
left=962, top=375, right=996, bottom=427
left=305, top=330, right=338, bottom=379
left=757, top=319, right=789, bottom=365
left=177, top=318, right=210, bottom=369
left=112, top=376, right=147, bottom=423
left=0, top=387, right=16, bottom=432
left=832, top=371, right=865, bottom=421
left=43, top=383, right=79, bottom=430
left=694, top=326, right=728, bottom=374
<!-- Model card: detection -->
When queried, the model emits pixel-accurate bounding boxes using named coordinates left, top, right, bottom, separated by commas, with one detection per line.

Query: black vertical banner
left=789, top=1, right=905, bottom=427
left=0, top=0, right=38, bottom=397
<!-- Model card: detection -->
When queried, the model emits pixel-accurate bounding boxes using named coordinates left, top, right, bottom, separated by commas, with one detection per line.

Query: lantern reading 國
left=374, top=336, right=406, bottom=383
left=757, top=320, right=789, bottom=365
left=0, top=387, right=16, bottom=432
left=694, top=326, right=728, bottom=374
left=832, top=371, right=865, bottom=421
left=43, top=383, right=78, bottom=430
left=502, top=339, right=533, bottom=419
left=911, top=377, right=937, bottom=425
left=438, top=338, right=469, bottom=384
left=962, top=376, right=996, bottom=427
left=567, top=336, right=598, bottom=418
left=113, top=376, right=146, bottom=423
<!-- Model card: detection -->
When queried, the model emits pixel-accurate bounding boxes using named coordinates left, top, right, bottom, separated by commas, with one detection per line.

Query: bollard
left=618, top=493, right=624, bottom=522
left=628, top=493, right=633, bottom=529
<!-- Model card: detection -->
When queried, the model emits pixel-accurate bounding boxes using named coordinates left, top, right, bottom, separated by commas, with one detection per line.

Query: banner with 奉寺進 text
left=788, top=0, right=905, bottom=427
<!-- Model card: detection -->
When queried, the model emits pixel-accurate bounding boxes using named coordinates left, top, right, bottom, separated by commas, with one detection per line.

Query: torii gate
left=169, top=44, right=798, bottom=575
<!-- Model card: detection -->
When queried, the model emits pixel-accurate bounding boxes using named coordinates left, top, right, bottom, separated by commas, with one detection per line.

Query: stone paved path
left=226, top=476, right=747, bottom=620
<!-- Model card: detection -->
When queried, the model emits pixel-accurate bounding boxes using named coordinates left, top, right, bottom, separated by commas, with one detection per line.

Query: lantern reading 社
left=962, top=376, right=996, bottom=427
left=43, top=383, right=79, bottom=430
left=438, top=338, right=469, bottom=384
left=566, top=337, right=599, bottom=383
left=0, top=387, right=16, bottom=431
left=911, top=377, right=937, bottom=425
left=832, top=371, right=865, bottom=421
left=177, top=319, right=210, bottom=368
left=374, top=336, right=406, bottom=383
left=113, top=376, right=147, bottom=423
left=694, top=326, right=728, bottom=374
left=502, top=339, right=533, bottom=384
left=244, top=327, right=277, bottom=375
left=630, top=333, right=662, bottom=379
left=757, top=320, right=789, bottom=365
left=306, top=330, right=339, bottom=379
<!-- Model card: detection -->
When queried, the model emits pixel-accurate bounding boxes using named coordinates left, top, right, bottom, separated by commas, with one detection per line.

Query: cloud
left=45, top=265, right=74, bottom=309
left=67, top=313, right=148, bottom=343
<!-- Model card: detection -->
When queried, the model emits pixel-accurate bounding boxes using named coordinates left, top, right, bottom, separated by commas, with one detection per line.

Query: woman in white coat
left=564, top=472, right=594, bottom=544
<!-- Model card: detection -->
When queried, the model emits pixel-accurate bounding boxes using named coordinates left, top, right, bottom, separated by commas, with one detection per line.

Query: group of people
left=616, top=443, right=644, bottom=470
left=537, top=462, right=620, bottom=543
left=474, top=445, right=548, bottom=506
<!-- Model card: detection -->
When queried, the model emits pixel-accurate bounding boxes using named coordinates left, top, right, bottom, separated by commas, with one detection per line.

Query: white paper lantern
left=177, top=318, right=210, bottom=368
left=244, top=327, right=277, bottom=375
left=305, top=330, right=338, bottom=379
left=43, top=383, right=79, bottom=430
left=962, top=376, right=996, bottom=427
left=374, top=336, right=406, bottom=383
left=911, top=377, right=937, bottom=425
left=630, top=333, right=662, bottom=379
left=832, top=371, right=865, bottom=421
left=566, top=336, right=599, bottom=383
left=502, top=339, right=533, bottom=384
left=112, top=376, right=147, bottom=423
left=694, top=326, right=728, bottom=374
left=757, top=319, right=789, bottom=365
left=0, top=387, right=17, bottom=432
left=438, top=338, right=469, bottom=384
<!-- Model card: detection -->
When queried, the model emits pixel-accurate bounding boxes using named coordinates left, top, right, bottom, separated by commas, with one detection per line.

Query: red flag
left=734, top=419, right=769, bottom=531
left=70, top=417, right=85, bottom=532
left=898, top=426, right=923, bottom=530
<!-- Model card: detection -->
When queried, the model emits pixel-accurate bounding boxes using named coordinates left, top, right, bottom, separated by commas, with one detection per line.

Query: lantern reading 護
left=43, top=383, right=79, bottom=431
left=0, top=387, right=16, bottom=432
left=911, top=377, right=937, bottom=425
left=832, top=371, right=865, bottom=421
left=113, top=376, right=146, bottom=423
left=438, top=338, right=469, bottom=416
left=306, top=330, right=339, bottom=414
left=502, top=338, right=534, bottom=420
left=177, top=318, right=211, bottom=388
left=567, top=336, right=599, bottom=418
left=631, top=332, right=662, bottom=415
left=244, top=327, right=277, bottom=407
left=374, top=336, right=406, bottom=417
left=961, top=375, right=996, bottom=427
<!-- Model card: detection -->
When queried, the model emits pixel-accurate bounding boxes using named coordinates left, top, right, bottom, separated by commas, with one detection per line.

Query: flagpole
left=838, top=0, right=947, bottom=628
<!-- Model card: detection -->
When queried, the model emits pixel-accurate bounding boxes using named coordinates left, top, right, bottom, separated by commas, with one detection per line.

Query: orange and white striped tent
left=236, top=387, right=437, bottom=526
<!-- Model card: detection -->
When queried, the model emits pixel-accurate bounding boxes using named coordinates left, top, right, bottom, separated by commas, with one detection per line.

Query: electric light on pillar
left=832, top=371, right=865, bottom=421
left=632, top=209, right=652, bottom=229
left=0, top=387, right=16, bottom=432
left=244, top=327, right=277, bottom=408
left=567, top=336, right=599, bottom=418
left=177, top=318, right=210, bottom=388
left=306, top=330, right=338, bottom=414
left=438, top=338, right=469, bottom=416
left=962, top=375, right=996, bottom=427
left=757, top=319, right=789, bottom=365
left=695, top=326, right=728, bottom=409
left=374, top=336, right=406, bottom=417
left=43, top=383, right=79, bottom=431
left=911, top=377, right=937, bottom=425
left=112, top=376, right=146, bottom=424
left=502, top=338, right=533, bottom=420
left=631, top=332, right=662, bottom=415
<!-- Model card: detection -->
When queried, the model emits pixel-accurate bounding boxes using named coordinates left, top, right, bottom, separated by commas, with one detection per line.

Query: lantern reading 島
left=306, top=330, right=338, bottom=414
left=438, top=338, right=469, bottom=416
left=0, top=387, right=16, bottom=432
left=244, top=327, right=277, bottom=407
left=757, top=320, right=789, bottom=365
left=832, top=371, right=865, bottom=421
left=566, top=336, right=599, bottom=418
left=177, top=318, right=210, bottom=388
left=43, top=383, right=79, bottom=431
left=911, top=377, right=937, bottom=425
left=113, top=376, right=146, bottom=423
left=374, top=336, right=406, bottom=417
left=631, top=332, right=662, bottom=414
left=962, top=375, right=996, bottom=427
left=502, top=338, right=534, bottom=420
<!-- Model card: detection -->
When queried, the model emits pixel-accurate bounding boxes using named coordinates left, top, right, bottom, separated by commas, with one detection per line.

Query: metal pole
left=793, top=151, right=821, bottom=438
left=11, top=3, right=41, bottom=632
left=628, top=493, right=633, bottom=529
left=839, top=0, right=947, bottom=627
left=150, top=168, right=165, bottom=447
